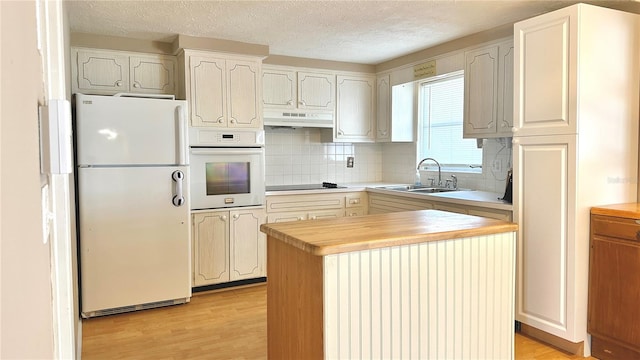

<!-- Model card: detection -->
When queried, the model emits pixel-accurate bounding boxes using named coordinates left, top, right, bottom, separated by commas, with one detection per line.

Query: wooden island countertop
left=260, top=209, right=518, bottom=256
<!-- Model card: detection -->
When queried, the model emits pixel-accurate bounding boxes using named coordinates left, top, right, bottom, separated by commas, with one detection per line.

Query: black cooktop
left=266, top=182, right=346, bottom=191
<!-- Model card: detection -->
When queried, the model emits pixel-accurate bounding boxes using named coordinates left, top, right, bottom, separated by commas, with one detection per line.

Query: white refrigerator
left=75, top=94, right=191, bottom=318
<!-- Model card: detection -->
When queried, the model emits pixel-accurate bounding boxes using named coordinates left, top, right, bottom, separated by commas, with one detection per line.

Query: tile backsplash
left=265, top=128, right=512, bottom=193
left=265, top=128, right=382, bottom=185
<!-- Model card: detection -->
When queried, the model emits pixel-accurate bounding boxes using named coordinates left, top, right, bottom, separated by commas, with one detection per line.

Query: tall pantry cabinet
left=512, top=3, right=640, bottom=352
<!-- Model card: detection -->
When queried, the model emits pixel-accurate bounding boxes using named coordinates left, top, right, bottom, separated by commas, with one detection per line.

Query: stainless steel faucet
left=417, top=157, right=441, bottom=187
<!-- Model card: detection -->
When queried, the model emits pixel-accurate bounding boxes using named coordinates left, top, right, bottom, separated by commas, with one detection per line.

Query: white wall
left=1, top=1, right=55, bottom=358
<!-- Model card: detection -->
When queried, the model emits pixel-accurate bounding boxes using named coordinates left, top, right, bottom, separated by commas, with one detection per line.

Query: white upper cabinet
left=182, top=50, right=262, bottom=128
left=298, top=72, right=335, bottom=111
left=331, top=74, right=376, bottom=142
left=262, top=68, right=297, bottom=109
left=496, top=41, right=514, bottom=135
left=71, top=48, right=177, bottom=95
left=375, top=74, right=391, bottom=141
left=513, top=12, right=574, bottom=136
left=463, top=39, right=514, bottom=138
left=263, top=66, right=335, bottom=112
left=377, top=75, right=414, bottom=143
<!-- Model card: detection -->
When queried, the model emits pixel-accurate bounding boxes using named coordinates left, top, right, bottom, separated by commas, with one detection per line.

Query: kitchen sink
left=378, top=185, right=471, bottom=193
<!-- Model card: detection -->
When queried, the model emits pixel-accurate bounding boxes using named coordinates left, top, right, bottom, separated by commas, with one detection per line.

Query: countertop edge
left=366, top=187, right=513, bottom=211
left=261, top=210, right=518, bottom=256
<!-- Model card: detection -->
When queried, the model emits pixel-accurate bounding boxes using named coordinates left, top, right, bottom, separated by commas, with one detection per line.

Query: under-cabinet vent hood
left=264, top=110, right=334, bottom=128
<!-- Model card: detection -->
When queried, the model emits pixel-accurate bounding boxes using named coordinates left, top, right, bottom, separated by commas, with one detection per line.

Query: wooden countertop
left=260, top=209, right=518, bottom=256
left=591, top=203, right=640, bottom=219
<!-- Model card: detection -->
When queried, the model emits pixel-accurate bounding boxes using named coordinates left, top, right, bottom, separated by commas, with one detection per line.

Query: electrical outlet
left=347, top=156, right=354, bottom=168
left=492, top=159, right=502, bottom=172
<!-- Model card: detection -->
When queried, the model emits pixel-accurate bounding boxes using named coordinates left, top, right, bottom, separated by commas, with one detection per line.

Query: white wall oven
left=189, top=129, right=265, bottom=210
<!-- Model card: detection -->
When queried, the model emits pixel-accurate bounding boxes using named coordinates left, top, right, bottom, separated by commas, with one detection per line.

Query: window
left=417, top=71, right=482, bottom=170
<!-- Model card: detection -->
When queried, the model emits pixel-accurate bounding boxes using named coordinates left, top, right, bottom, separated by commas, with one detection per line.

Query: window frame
left=416, top=70, right=482, bottom=173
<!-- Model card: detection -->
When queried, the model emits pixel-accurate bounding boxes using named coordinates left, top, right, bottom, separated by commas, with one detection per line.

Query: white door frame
left=36, top=0, right=76, bottom=358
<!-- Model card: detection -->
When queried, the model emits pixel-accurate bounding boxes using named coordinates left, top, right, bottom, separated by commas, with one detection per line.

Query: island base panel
left=267, top=236, right=324, bottom=360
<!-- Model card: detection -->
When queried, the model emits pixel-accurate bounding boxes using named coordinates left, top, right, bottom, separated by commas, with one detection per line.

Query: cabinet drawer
left=345, top=208, right=366, bottom=217
left=345, top=193, right=367, bottom=208
left=592, top=215, right=640, bottom=242
left=267, top=211, right=306, bottom=223
left=308, top=209, right=344, bottom=220
left=266, top=194, right=344, bottom=212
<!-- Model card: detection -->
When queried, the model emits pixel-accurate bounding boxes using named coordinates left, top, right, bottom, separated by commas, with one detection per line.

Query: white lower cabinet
left=368, top=192, right=434, bottom=214
left=192, top=207, right=266, bottom=287
left=368, top=192, right=512, bottom=221
left=266, top=192, right=368, bottom=223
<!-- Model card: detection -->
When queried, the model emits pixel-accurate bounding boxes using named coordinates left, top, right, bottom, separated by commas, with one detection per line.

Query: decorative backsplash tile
left=265, top=128, right=512, bottom=193
left=265, top=128, right=382, bottom=185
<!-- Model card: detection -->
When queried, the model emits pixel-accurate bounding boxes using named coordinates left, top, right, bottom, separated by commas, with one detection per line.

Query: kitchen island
left=260, top=209, right=518, bottom=359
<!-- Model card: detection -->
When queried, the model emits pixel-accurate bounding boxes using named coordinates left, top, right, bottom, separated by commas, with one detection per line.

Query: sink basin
left=408, top=187, right=457, bottom=193
left=378, top=185, right=471, bottom=193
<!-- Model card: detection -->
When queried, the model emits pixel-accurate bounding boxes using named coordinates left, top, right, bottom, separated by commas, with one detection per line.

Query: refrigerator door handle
left=176, top=105, right=187, bottom=165
left=172, top=170, right=185, bottom=207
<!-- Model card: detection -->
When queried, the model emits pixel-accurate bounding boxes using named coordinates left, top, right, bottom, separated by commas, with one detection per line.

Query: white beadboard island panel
left=323, top=232, right=516, bottom=359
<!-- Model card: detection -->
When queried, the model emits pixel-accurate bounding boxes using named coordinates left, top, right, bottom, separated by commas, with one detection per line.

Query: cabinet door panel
left=588, top=237, right=640, bottom=347
left=513, top=135, right=576, bottom=338
left=229, top=209, right=265, bottom=280
left=464, top=46, right=498, bottom=136
left=336, top=75, right=375, bottom=141
left=376, top=75, right=391, bottom=141
left=298, top=72, right=335, bottom=110
left=76, top=50, right=129, bottom=92
left=263, top=69, right=296, bottom=109
left=190, top=56, right=226, bottom=127
left=514, top=12, right=576, bottom=136
left=227, top=60, right=261, bottom=128
left=130, top=55, right=176, bottom=94
left=496, top=42, right=514, bottom=136
left=193, top=212, right=229, bottom=286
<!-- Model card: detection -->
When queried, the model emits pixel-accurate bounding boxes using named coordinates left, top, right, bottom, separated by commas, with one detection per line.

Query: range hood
left=264, top=110, right=334, bottom=128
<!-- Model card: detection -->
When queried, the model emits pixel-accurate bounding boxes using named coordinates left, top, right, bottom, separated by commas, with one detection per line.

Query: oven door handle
left=190, top=148, right=264, bottom=156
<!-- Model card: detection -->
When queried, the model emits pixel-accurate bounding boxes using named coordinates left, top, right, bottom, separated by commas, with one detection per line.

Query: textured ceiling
left=65, top=0, right=640, bottom=65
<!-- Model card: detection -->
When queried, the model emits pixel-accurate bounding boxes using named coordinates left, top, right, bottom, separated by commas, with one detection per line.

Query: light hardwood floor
left=82, top=284, right=593, bottom=359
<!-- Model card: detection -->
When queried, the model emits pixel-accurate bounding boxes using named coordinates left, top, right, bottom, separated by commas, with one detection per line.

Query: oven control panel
left=189, top=128, right=265, bottom=147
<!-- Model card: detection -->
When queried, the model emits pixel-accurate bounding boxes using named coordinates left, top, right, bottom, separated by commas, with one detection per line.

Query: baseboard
left=192, top=277, right=267, bottom=296
left=519, top=323, right=584, bottom=356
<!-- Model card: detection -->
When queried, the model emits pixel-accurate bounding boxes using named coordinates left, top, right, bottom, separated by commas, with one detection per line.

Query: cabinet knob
left=299, top=100, right=306, bottom=107
left=232, top=214, right=239, bottom=219
left=116, top=81, right=123, bottom=87
left=218, top=119, right=224, bottom=123
left=133, top=83, right=140, bottom=88
left=338, top=130, right=344, bottom=135
left=512, top=127, right=519, bottom=132
left=230, top=119, right=236, bottom=124
left=512, top=138, right=520, bottom=144
left=287, top=100, right=293, bottom=105
left=220, top=215, right=227, bottom=221
left=487, top=124, right=492, bottom=129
